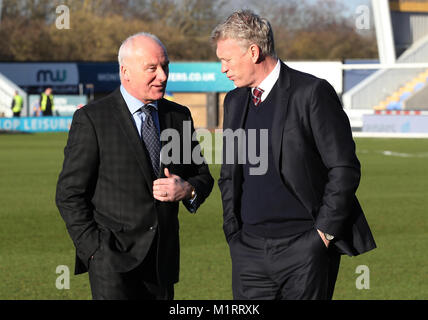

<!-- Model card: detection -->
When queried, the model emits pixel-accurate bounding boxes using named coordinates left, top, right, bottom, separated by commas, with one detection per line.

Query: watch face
left=325, top=233, right=334, bottom=241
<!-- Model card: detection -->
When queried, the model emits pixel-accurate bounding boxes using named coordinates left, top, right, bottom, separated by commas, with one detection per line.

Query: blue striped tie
left=140, top=104, right=160, bottom=177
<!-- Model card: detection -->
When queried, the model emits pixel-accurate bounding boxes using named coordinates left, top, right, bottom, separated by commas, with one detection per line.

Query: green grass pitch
left=0, top=132, right=427, bottom=299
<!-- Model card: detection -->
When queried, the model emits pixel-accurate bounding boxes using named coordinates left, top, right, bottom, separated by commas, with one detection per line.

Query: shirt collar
left=120, top=85, right=158, bottom=115
left=252, top=59, right=281, bottom=101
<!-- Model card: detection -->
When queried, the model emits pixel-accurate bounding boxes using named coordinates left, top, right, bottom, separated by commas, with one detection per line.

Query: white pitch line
left=381, top=150, right=428, bottom=158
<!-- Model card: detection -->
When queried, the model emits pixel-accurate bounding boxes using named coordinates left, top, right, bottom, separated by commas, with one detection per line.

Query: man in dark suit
left=56, top=32, right=213, bottom=300
left=212, top=10, right=376, bottom=300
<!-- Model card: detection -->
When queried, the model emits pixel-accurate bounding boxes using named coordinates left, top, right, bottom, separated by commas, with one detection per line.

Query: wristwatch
left=324, top=232, right=335, bottom=241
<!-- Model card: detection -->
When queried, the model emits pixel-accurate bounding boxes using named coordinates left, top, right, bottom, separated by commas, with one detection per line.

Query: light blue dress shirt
left=120, top=85, right=160, bottom=137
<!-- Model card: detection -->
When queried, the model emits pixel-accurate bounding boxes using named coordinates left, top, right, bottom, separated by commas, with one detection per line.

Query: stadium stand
left=373, top=68, right=428, bottom=110
left=343, top=0, right=428, bottom=111
left=404, top=77, right=428, bottom=109
left=343, top=33, right=428, bottom=111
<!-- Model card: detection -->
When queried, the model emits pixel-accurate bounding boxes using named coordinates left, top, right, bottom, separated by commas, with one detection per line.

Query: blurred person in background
left=40, top=87, right=54, bottom=116
left=213, top=10, right=376, bottom=300
left=56, top=32, right=213, bottom=300
left=11, top=91, right=23, bottom=117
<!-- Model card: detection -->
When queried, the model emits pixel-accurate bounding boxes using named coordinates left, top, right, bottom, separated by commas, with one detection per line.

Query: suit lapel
left=110, top=89, right=155, bottom=191
left=270, top=62, right=291, bottom=175
left=157, top=98, right=173, bottom=148
left=236, top=88, right=251, bottom=130
left=157, top=99, right=173, bottom=177
left=232, top=88, right=250, bottom=164
left=231, top=89, right=250, bottom=180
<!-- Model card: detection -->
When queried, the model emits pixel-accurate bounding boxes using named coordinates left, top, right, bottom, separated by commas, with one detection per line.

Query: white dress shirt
left=251, top=59, right=281, bottom=103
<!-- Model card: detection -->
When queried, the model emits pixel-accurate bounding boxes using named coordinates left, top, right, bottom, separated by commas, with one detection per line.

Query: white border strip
left=341, top=63, right=428, bottom=70
left=353, top=132, right=428, bottom=138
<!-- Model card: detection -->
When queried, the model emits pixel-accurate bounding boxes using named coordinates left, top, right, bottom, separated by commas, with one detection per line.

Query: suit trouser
left=88, top=232, right=174, bottom=300
left=229, top=227, right=341, bottom=300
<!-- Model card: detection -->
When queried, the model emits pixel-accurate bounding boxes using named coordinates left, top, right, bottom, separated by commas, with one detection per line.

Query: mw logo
left=37, top=70, right=67, bottom=83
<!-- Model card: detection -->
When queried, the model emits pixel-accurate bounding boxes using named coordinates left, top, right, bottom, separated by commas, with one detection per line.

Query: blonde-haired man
left=214, top=10, right=376, bottom=300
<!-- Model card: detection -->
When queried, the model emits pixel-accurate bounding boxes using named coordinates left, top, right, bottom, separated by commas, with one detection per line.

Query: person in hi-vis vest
left=11, top=91, right=23, bottom=117
left=40, top=87, right=55, bottom=116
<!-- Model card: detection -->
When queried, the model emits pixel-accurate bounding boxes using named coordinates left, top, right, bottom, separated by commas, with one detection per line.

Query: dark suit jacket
left=56, top=88, right=214, bottom=286
left=218, top=62, right=376, bottom=256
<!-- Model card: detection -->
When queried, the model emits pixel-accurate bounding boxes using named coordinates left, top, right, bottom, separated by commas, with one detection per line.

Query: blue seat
left=399, top=92, right=411, bottom=101
left=386, top=101, right=403, bottom=110
left=413, top=82, right=424, bottom=91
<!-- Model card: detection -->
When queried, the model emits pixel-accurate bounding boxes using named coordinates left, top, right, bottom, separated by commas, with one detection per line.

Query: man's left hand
left=153, top=168, right=193, bottom=202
